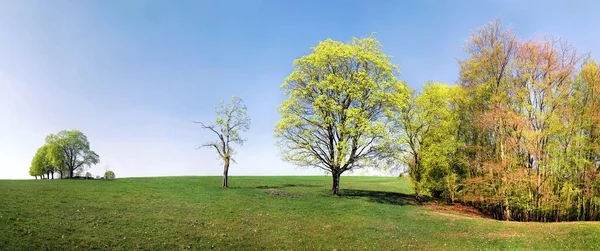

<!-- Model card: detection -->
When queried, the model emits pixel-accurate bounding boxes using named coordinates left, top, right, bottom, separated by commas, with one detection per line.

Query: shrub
left=104, top=170, right=116, bottom=180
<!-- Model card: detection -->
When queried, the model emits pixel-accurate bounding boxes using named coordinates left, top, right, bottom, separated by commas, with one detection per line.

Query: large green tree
left=196, top=96, right=251, bottom=188
left=45, top=130, right=100, bottom=178
left=275, top=36, right=409, bottom=195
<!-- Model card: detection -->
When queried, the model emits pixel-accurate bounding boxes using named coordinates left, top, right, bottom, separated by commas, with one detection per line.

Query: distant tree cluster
left=29, top=130, right=100, bottom=179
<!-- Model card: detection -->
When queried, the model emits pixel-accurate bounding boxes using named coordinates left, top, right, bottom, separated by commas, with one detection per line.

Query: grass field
left=1, top=176, right=600, bottom=250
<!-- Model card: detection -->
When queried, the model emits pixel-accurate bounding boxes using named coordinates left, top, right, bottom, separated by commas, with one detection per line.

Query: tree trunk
left=222, top=158, right=230, bottom=188
left=51, top=172, right=54, bottom=179
left=332, top=172, right=341, bottom=196
left=504, top=197, right=511, bottom=221
left=70, top=168, right=74, bottom=179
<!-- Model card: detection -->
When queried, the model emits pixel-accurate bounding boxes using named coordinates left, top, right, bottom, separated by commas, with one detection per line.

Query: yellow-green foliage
left=275, top=36, right=409, bottom=194
left=104, top=170, right=116, bottom=180
left=29, top=130, right=100, bottom=179
left=29, top=145, right=53, bottom=178
left=417, top=83, right=462, bottom=196
left=391, top=82, right=463, bottom=200
left=276, top=37, right=408, bottom=171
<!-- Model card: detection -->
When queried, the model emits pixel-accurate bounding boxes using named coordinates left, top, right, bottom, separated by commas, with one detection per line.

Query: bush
left=104, top=170, right=116, bottom=180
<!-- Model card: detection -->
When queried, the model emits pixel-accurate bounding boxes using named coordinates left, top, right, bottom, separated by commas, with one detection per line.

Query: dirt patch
left=267, top=189, right=300, bottom=198
left=425, top=203, right=490, bottom=219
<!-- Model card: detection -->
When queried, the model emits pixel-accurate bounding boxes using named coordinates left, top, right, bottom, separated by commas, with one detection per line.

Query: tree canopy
left=29, top=145, right=55, bottom=179
left=391, top=83, right=463, bottom=201
left=104, top=170, right=116, bottom=180
left=29, top=130, right=100, bottom=179
left=275, top=36, right=409, bottom=195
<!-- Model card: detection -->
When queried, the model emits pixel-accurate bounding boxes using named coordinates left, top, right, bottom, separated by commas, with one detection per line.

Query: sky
left=1, top=0, right=599, bottom=179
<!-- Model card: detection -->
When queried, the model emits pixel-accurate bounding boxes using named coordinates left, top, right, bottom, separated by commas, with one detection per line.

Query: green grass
left=1, top=176, right=600, bottom=250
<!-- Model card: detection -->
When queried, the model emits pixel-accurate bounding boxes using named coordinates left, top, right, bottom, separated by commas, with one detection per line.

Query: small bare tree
left=195, top=96, right=251, bottom=188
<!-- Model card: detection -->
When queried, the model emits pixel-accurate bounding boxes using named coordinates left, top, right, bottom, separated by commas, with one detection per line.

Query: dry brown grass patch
left=266, top=189, right=300, bottom=198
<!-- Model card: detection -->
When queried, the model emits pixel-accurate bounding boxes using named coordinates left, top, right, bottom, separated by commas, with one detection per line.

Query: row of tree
left=29, top=130, right=101, bottom=179
left=273, top=20, right=599, bottom=221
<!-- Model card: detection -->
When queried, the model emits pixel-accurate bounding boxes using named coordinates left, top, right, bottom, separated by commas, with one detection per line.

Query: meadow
left=1, top=176, right=600, bottom=250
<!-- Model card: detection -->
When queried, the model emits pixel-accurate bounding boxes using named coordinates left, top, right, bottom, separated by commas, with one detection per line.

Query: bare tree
left=195, top=96, right=251, bottom=188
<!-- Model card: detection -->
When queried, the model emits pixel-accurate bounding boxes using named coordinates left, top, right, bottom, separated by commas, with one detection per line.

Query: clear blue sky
left=1, top=0, right=599, bottom=179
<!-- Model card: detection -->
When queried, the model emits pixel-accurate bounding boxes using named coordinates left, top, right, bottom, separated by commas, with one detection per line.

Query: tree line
left=424, top=21, right=599, bottom=222
left=394, top=21, right=600, bottom=221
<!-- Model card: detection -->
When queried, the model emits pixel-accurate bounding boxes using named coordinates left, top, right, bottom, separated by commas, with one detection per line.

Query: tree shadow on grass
left=256, top=185, right=279, bottom=189
left=282, top=184, right=320, bottom=188
left=340, top=189, right=415, bottom=206
left=255, top=184, right=321, bottom=189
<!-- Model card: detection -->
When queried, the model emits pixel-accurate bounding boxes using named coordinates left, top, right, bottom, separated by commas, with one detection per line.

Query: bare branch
left=194, top=121, right=223, bottom=138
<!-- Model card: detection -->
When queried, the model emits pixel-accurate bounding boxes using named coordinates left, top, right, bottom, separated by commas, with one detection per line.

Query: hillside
left=1, top=176, right=599, bottom=250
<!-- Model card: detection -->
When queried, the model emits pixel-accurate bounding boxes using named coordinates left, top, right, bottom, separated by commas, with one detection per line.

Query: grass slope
left=1, top=176, right=600, bottom=250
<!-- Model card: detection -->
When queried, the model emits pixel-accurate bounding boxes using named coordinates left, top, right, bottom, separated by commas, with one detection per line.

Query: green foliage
left=197, top=96, right=251, bottom=161
left=104, top=170, right=115, bottom=180
left=29, top=145, right=55, bottom=179
left=435, top=20, right=600, bottom=221
left=275, top=36, right=409, bottom=195
left=417, top=83, right=462, bottom=196
left=387, top=21, right=599, bottom=222
left=29, top=147, right=45, bottom=177
left=1, top=176, right=599, bottom=250
left=45, top=130, right=100, bottom=178
left=392, top=82, right=463, bottom=200
left=29, top=130, right=99, bottom=179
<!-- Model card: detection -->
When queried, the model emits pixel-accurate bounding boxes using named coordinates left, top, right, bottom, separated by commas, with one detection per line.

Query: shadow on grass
left=256, top=184, right=321, bottom=189
left=340, top=189, right=415, bottom=206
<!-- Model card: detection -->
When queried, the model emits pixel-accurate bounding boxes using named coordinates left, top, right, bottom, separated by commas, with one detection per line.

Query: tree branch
left=194, top=121, right=223, bottom=138
left=198, top=143, right=225, bottom=158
